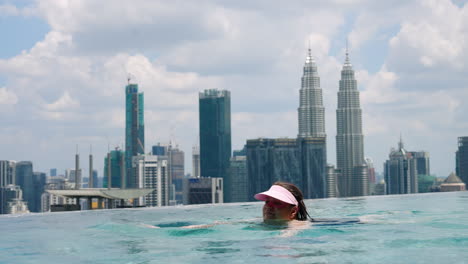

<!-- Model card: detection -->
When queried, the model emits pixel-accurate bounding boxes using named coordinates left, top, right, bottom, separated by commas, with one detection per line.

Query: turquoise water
left=1, top=191, right=468, bottom=264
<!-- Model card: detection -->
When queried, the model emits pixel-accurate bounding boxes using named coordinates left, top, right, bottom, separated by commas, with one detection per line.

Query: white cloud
left=44, top=91, right=79, bottom=111
left=0, top=0, right=466, bottom=178
left=388, top=0, right=467, bottom=72
left=0, top=87, right=18, bottom=105
left=0, top=4, right=36, bottom=17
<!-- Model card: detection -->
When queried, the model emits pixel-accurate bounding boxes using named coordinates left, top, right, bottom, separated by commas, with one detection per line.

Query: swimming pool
left=1, top=191, right=468, bottom=264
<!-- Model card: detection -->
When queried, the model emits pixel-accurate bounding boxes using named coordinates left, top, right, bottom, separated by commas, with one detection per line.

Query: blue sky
left=1, top=0, right=467, bottom=179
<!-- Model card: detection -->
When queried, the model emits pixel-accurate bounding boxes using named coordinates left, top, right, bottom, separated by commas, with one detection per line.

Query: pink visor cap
left=254, top=185, right=298, bottom=206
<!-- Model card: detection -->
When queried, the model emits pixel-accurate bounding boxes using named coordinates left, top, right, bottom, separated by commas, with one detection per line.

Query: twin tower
left=298, top=48, right=368, bottom=197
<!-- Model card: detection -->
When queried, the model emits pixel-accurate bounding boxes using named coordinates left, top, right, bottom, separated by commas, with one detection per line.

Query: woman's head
left=254, top=181, right=310, bottom=222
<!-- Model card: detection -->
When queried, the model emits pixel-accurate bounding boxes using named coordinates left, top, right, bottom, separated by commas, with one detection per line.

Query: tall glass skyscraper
left=385, top=139, right=418, bottom=195
left=104, top=148, right=125, bottom=188
left=298, top=48, right=325, bottom=138
left=199, top=89, right=231, bottom=202
left=336, top=51, right=368, bottom=197
left=125, top=83, right=145, bottom=188
left=15, top=161, right=33, bottom=211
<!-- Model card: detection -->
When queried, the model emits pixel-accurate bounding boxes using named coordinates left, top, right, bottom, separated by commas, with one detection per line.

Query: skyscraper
left=384, top=138, right=418, bottom=195
left=166, top=144, right=184, bottom=204
left=192, top=145, right=200, bottom=178
left=456, top=137, right=468, bottom=184
left=32, top=172, right=46, bottom=212
left=152, top=144, right=166, bottom=156
left=298, top=48, right=325, bottom=138
left=228, top=155, right=248, bottom=202
left=246, top=137, right=327, bottom=200
left=0, top=160, right=16, bottom=187
left=335, top=50, right=368, bottom=197
left=411, top=151, right=430, bottom=176
left=15, top=161, right=33, bottom=212
left=103, top=148, right=125, bottom=188
left=199, top=89, right=231, bottom=202
left=125, top=82, right=145, bottom=188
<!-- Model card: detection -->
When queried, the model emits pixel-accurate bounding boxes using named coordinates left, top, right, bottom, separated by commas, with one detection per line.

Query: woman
left=254, top=181, right=310, bottom=224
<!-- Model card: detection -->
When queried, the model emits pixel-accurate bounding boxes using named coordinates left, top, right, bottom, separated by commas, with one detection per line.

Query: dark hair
left=273, top=181, right=310, bottom=221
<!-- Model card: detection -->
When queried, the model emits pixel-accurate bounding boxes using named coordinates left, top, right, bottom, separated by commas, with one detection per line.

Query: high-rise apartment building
left=199, top=89, right=231, bottom=202
left=456, top=137, right=468, bottom=184
left=384, top=139, right=418, bottom=194
left=298, top=48, right=325, bottom=138
left=125, top=82, right=145, bottom=188
left=103, top=148, right=125, bottom=188
left=133, top=154, right=169, bottom=207
left=0, top=160, right=16, bottom=187
left=335, top=51, right=368, bottom=197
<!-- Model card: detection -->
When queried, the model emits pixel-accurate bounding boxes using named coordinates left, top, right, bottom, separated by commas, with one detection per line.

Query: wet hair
left=273, top=181, right=311, bottom=221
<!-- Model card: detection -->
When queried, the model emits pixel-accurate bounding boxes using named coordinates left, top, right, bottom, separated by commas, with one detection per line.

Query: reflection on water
left=196, top=241, right=241, bottom=255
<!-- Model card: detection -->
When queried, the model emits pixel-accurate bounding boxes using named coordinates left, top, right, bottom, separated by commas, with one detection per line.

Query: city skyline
left=1, top=0, right=467, bottom=178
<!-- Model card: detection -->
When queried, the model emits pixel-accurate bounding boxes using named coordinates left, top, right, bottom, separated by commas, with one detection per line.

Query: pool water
left=1, top=191, right=468, bottom=264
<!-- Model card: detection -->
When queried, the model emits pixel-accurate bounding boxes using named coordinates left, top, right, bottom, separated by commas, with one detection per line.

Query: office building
left=192, top=145, right=200, bottom=178
left=246, top=137, right=327, bottom=200
left=31, top=172, right=46, bottom=212
left=199, top=89, right=231, bottom=202
left=298, top=47, right=325, bottom=138
left=15, top=161, right=34, bottom=211
left=0, top=185, right=29, bottom=214
left=228, top=155, right=248, bottom=202
left=456, top=137, right=468, bottom=184
left=182, top=177, right=223, bottom=205
left=50, top=168, right=57, bottom=177
left=152, top=144, right=166, bottom=156
left=167, top=144, right=184, bottom=204
left=103, top=148, right=125, bottom=188
left=133, top=154, right=169, bottom=207
left=411, top=151, right=430, bottom=176
left=373, top=180, right=386, bottom=195
left=365, top=158, right=376, bottom=195
left=65, top=168, right=82, bottom=184
left=125, top=82, right=145, bottom=188
left=0, top=160, right=16, bottom=187
left=384, top=138, right=418, bottom=194
left=326, top=165, right=337, bottom=198
left=335, top=49, right=368, bottom=197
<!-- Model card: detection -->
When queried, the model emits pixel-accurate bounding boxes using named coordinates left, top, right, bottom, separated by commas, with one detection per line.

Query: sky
left=1, top=0, right=467, bottom=178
